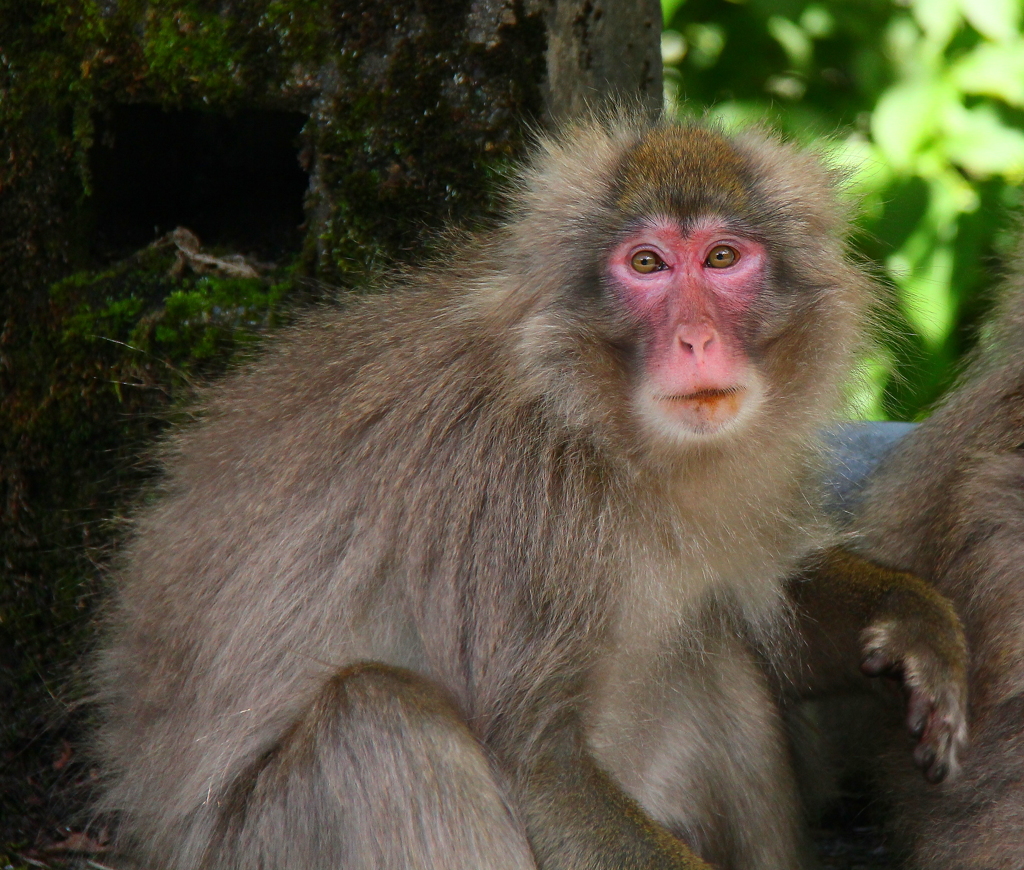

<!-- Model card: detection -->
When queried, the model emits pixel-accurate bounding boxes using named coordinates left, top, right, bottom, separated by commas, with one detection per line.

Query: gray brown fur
left=95, top=115, right=875, bottom=870
left=850, top=237, right=1024, bottom=868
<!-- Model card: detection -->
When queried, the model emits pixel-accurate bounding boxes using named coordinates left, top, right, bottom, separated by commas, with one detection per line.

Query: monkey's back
left=93, top=282, right=625, bottom=853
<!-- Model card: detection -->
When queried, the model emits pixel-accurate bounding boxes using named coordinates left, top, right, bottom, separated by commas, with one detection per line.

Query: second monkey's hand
left=859, top=570, right=969, bottom=783
left=789, top=547, right=969, bottom=783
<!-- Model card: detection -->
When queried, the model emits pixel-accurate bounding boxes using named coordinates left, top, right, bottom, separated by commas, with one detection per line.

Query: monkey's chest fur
left=585, top=540, right=806, bottom=870
left=96, top=297, right=829, bottom=870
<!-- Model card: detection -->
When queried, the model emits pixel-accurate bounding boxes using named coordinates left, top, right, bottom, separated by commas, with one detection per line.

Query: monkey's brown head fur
left=615, top=126, right=750, bottom=218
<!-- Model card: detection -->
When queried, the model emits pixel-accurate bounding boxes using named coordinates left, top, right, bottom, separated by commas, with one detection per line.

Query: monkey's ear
left=733, top=127, right=853, bottom=236
left=507, top=115, right=641, bottom=248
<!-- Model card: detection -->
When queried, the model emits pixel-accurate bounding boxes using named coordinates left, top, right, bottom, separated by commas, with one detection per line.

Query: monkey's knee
left=218, top=662, right=535, bottom=870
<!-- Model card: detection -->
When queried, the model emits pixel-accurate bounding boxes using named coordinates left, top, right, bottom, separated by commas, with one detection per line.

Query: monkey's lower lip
left=657, top=387, right=747, bottom=430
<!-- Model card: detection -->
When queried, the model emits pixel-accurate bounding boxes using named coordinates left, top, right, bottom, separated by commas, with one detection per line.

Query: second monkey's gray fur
left=849, top=237, right=1024, bottom=869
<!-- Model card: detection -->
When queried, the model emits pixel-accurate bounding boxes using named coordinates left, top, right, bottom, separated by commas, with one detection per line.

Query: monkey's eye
left=706, top=245, right=739, bottom=268
left=630, top=250, right=665, bottom=274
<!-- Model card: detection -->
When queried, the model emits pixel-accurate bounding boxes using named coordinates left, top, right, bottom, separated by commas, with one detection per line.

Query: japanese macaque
left=840, top=238, right=1024, bottom=869
left=93, top=115, right=967, bottom=870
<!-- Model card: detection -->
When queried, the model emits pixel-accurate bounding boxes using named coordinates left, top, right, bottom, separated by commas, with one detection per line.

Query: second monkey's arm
left=786, top=547, right=968, bottom=782
left=514, top=723, right=713, bottom=870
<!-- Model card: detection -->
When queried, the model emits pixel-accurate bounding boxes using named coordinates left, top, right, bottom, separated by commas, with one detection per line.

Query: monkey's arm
left=786, top=547, right=968, bottom=782
left=517, top=727, right=712, bottom=870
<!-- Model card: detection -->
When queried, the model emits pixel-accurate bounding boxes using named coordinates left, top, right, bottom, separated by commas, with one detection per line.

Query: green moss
left=50, top=250, right=294, bottom=396
left=0, top=245, right=299, bottom=841
left=142, top=6, right=239, bottom=100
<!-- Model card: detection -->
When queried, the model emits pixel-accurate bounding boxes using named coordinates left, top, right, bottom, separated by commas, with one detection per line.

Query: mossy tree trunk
left=0, top=0, right=662, bottom=853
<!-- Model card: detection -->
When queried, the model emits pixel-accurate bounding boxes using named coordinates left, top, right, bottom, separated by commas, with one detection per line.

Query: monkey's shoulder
left=147, top=287, right=620, bottom=518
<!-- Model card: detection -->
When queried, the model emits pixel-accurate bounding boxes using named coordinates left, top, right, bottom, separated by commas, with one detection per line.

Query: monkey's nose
left=677, top=326, right=717, bottom=361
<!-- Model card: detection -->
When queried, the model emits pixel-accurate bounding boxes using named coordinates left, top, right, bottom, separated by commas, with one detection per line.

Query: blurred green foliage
left=662, top=0, right=1024, bottom=420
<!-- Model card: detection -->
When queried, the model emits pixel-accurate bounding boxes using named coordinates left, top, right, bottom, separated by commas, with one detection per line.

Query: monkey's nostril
left=678, top=328, right=716, bottom=357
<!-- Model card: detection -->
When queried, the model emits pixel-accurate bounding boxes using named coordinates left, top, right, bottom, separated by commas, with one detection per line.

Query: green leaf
left=799, top=5, right=835, bottom=39
left=951, top=40, right=1024, bottom=107
left=889, top=241, right=957, bottom=347
left=941, top=103, right=1024, bottom=177
left=703, top=101, right=777, bottom=132
left=871, top=80, right=951, bottom=169
left=684, top=23, right=725, bottom=69
left=661, top=0, right=687, bottom=26
left=823, top=136, right=894, bottom=198
left=768, top=16, right=812, bottom=69
left=961, top=0, right=1020, bottom=42
left=661, top=30, right=686, bottom=66
left=911, top=0, right=961, bottom=47
left=850, top=355, right=893, bottom=421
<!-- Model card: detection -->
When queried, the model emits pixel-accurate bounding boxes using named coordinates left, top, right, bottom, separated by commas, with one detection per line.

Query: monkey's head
left=507, top=116, right=868, bottom=453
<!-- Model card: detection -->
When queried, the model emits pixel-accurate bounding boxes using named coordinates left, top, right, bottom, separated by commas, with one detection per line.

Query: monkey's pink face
left=607, top=218, right=768, bottom=442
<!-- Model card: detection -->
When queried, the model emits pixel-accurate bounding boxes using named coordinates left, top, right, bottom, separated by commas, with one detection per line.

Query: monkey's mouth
left=657, top=386, right=747, bottom=430
left=661, top=387, right=743, bottom=403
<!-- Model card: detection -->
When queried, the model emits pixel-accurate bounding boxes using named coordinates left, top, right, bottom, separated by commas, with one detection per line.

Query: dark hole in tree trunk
left=88, top=104, right=309, bottom=261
